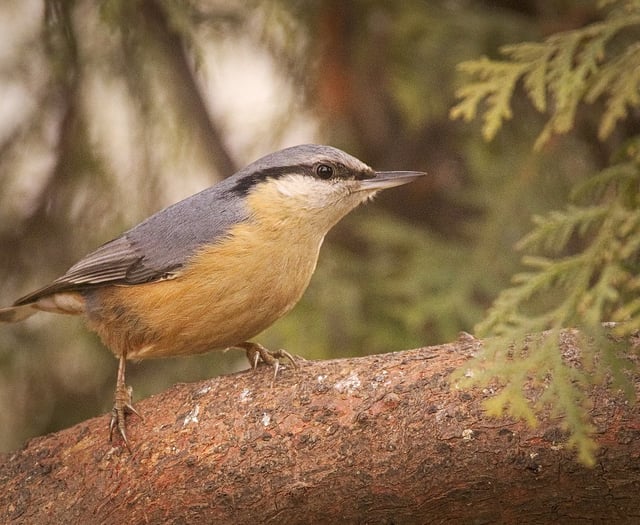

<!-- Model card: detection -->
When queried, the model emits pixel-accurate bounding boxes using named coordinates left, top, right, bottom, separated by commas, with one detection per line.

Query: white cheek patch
left=273, top=174, right=343, bottom=207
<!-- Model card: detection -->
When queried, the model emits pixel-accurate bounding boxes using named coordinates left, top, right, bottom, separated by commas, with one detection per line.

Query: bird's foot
left=109, top=384, right=142, bottom=452
left=109, top=355, right=142, bottom=451
left=238, top=342, right=298, bottom=385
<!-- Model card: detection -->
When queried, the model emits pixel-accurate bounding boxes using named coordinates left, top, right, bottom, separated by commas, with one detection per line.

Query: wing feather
left=14, top=167, right=250, bottom=306
left=58, top=237, right=144, bottom=284
left=13, top=235, right=174, bottom=305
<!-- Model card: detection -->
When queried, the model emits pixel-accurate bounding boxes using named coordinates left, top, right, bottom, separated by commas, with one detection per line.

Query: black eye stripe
left=229, top=161, right=374, bottom=195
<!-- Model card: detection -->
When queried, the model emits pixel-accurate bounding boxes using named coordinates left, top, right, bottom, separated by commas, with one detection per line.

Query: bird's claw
left=109, top=383, right=142, bottom=451
left=239, top=342, right=298, bottom=385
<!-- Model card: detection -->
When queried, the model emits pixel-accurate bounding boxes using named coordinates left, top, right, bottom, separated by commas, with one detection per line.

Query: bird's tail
left=0, top=304, right=39, bottom=323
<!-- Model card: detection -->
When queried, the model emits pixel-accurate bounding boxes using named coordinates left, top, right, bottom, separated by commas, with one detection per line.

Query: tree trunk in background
left=137, top=0, right=238, bottom=179
left=1, top=333, right=639, bottom=524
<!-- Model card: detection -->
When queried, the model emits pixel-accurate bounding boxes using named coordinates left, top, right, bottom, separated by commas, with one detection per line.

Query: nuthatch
left=0, top=144, right=425, bottom=448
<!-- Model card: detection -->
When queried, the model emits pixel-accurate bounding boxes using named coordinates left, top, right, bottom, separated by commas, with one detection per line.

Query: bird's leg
left=109, top=353, right=142, bottom=451
left=238, top=342, right=298, bottom=384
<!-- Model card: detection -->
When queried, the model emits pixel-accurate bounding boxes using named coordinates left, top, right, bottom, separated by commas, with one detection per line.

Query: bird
left=0, top=144, right=425, bottom=449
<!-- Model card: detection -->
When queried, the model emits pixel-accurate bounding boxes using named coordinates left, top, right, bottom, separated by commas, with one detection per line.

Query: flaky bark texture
left=1, top=332, right=639, bottom=524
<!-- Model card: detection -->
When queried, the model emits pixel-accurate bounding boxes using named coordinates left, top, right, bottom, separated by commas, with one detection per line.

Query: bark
left=1, top=332, right=639, bottom=524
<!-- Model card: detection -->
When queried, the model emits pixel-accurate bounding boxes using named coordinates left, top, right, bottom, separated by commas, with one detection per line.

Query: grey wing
left=13, top=235, right=173, bottom=305
left=56, top=236, right=146, bottom=284
left=14, top=182, right=249, bottom=306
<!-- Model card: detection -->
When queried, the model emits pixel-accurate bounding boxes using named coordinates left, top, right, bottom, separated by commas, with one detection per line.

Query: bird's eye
left=316, top=164, right=334, bottom=179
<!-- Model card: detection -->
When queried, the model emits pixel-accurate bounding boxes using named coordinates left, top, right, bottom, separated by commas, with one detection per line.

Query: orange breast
left=85, top=219, right=324, bottom=360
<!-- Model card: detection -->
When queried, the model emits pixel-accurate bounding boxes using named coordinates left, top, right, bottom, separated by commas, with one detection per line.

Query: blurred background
left=0, top=0, right=603, bottom=451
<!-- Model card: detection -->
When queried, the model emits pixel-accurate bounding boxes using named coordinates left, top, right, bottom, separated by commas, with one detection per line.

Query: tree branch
left=1, top=332, right=639, bottom=523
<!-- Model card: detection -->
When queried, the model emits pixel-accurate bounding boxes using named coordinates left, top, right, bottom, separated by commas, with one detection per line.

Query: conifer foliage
left=450, top=0, right=640, bottom=464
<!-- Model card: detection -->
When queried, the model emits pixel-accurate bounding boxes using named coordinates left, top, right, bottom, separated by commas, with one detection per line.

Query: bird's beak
left=358, top=171, right=426, bottom=191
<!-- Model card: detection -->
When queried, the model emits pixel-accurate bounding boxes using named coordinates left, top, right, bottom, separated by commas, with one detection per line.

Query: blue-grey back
left=123, top=175, right=250, bottom=282
left=13, top=144, right=366, bottom=304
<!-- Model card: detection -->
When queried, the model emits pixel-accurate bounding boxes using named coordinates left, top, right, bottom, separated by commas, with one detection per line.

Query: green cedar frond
left=450, top=58, right=526, bottom=140
left=450, top=3, right=640, bottom=148
left=586, top=42, right=640, bottom=139
left=532, top=23, right=615, bottom=149
left=517, top=206, right=609, bottom=254
left=451, top=0, right=640, bottom=466
left=465, top=156, right=640, bottom=465
left=570, top=160, right=639, bottom=203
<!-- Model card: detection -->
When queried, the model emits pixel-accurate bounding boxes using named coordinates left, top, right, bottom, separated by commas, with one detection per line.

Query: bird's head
left=229, top=144, right=425, bottom=232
